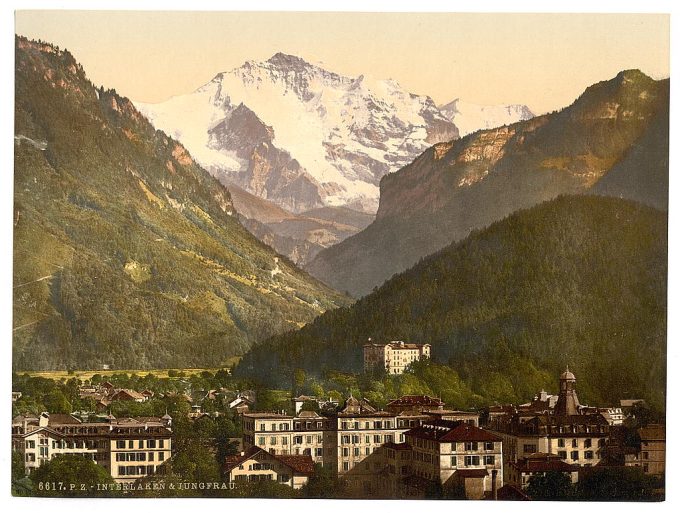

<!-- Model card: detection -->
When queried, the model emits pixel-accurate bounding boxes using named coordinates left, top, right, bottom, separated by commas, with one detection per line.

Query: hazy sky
left=15, top=11, right=669, bottom=114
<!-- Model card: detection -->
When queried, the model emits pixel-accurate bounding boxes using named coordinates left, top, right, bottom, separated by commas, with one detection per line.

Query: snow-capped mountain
left=439, top=99, right=534, bottom=137
left=135, top=53, right=458, bottom=214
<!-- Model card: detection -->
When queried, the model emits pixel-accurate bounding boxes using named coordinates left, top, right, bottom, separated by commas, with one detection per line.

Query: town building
left=335, top=396, right=430, bottom=476
left=488, top=369, right=611, bottom=477
left=386, top=395, right=444, bottom=415
left=11, top=412, right=172, bottom=483
left=241, top=411, right=336, bottom=467
left=291, top=395, right=339, bottom=415
left=403, top=420, right=503, bottom=499
left=363, top=341, right=431, bottom=374
left=224, top=446, right=314, bottom=489
left=637, top=424, right=665, bottom=475
left=506, top=452, right=579, bottom=489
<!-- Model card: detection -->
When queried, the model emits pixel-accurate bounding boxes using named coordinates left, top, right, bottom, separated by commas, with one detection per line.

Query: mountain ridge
left=13, top=36, right=350, bottom=370
left=307, top=69, right=669, bottom=297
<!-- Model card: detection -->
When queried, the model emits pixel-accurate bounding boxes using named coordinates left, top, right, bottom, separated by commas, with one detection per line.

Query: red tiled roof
left=224, top=446, right=315, bottom=475
left=46, top=414, right=82, bottom=426
left=405, top=421, right=501, bottom=443
left=224, top=446, right=261, bottom=471
left=497, top=484, right=531, bottom=501
left=276, top=455, right=315, bottom=475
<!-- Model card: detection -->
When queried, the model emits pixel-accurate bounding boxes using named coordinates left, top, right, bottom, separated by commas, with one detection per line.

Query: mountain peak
left=616, top=68, right=652, bottom=83
left=266, top=52, right=309, bottom=67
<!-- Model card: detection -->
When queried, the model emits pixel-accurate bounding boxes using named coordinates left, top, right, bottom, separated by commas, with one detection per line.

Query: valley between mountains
left=13, top=36, right=667, bottom=412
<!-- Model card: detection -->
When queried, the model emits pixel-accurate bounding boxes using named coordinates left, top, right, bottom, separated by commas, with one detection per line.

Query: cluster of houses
left=226, top=368, right=666, bottom=499
left=11, top=346, right=666, bottom=499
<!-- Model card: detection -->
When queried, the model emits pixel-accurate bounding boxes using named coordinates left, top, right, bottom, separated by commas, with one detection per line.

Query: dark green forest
left=13, top=37, right=349, bottom=371
left=236, top=195, right=666, bottom=410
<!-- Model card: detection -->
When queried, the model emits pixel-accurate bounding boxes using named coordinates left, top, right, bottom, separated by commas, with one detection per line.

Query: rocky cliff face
left=308, top=70, right=669, bottom=297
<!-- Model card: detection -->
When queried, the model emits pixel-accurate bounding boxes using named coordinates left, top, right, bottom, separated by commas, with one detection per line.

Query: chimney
left=491, top=469, right=498, bottom=500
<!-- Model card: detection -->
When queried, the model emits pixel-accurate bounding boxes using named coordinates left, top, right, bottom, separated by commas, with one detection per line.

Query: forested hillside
left=13, top=37, right=349, bottom=370
left=236, top=196, right=666, bottom=410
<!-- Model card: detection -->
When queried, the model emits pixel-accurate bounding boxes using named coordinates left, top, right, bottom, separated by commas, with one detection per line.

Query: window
left=451, top=456, right=457, bottom=467
left=365, top=435, right=371, bottom=444
left=271, top=424, right=277, bottom=431
left=315, top=448, right=323, bottom=457
left=279, top=474, right=290, bottom=483
left=584, top=451, right=594, bottom=460
left=354, top=422, right=359, bottom=429
left=116, top=441, right=125, bottom=449
left=148, top=452, right=154, bottom=461
left=260, top=424, right=266, bottom=431
left=343, top=462, right=349, bottom=471
left=558, top=439, right=565, bottom=448
left=642, top=452, right=649, bottom=460
left=572, top=439, right=578, bottom=448
left=523, top=444, right=537, bottom=453
left=464, top=456, right=480, bottom=466
left=294, top=436, right=303, bottom=444
left=465, top=442, right=478, bottom=451
left=385, top=435, right=393, bottom=443
left=399, top=434, right=405, bottom=443
left=484, top=455, right=495, bottom=465
left=484, top=442, right=494, bottom=451
left=128, top=441, right=134, bottom=449
left=571, top=451, right=579, bottom=461
left=365, top=447, right=370, bottom=455
left=147, top=439, right=156, bottom=448
left=557, top=451, right=567, bottom=460
left=270, top=437, right=277, bottom=445
left=354, top=447, right=360, bottom=456
left=375, top=422, right=382, bottom=429
left=342, top=422, right=349, bottom=430
left=342, top=435, right=350, bottom=444
left=317, top=435, right=323, bottom=444
left=159, top=439, right=165, bottom=449
left=374, top=435, right=382, bottom=444
left=584, top=439, right=592, bottom=448
left=352, top=435, right=359, bottom=444
left=343, top=448, right=349, bottom=457
left=258, top=437, right=265, bottom=445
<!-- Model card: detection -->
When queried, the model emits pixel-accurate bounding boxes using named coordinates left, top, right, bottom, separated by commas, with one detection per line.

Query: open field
left=15, top=356, right=242, bottom=381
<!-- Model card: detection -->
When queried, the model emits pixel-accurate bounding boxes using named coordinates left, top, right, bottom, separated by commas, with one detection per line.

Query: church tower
left=554, top=366, right=581, bottom=416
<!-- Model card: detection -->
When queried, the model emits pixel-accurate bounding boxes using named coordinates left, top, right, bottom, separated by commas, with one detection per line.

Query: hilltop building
left=363, top=341, right=431, bottom=374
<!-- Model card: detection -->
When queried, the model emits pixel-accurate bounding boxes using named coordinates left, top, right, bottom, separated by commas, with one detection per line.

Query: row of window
left=557, top=450, right=595, bottom=460
left=115, top=439, right=166, bottom=449
left=341, top=434, right=394, bottom=445
left=118, top=465, right=157, bottom=476
left=556, top=438, right=604, bottom=448
left=233, top=474, right=289, bottom=483
left=115, top=451, right=165, bottom=462
left=340, top=420, right=393, bottom=430
left=256, top=435, right=323, bottom=446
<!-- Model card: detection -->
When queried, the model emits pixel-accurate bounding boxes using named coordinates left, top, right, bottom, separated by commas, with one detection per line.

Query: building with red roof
left=224, top=446, right=314, bottom=489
